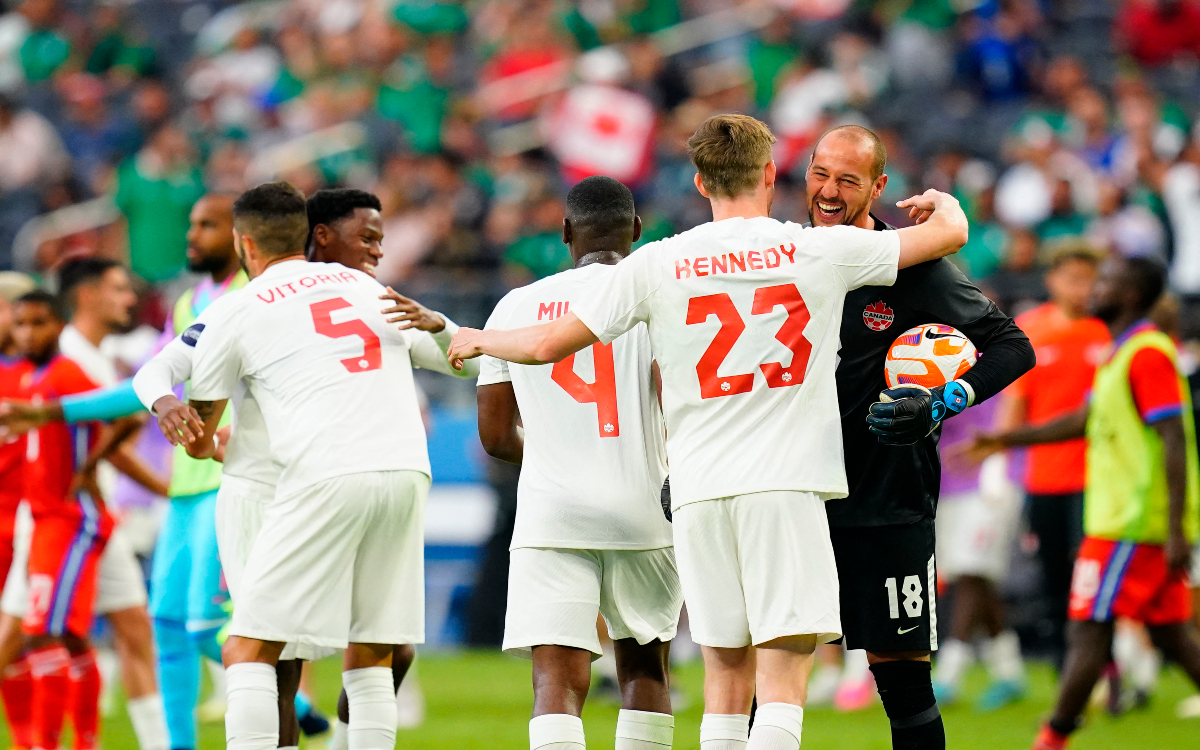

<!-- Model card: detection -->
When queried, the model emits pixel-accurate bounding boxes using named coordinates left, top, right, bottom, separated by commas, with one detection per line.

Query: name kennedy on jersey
left=674, top=244, right=797, bottom=279
left=254, top=270, right=360, bottom=304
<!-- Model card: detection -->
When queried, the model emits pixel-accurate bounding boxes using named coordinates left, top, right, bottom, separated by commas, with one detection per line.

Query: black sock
left=870, top=660, right=946, bottom=750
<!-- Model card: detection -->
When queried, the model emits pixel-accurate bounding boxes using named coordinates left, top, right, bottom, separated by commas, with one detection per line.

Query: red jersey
left=0, top=353, right=33, bottom=514
left=1010, top=303, right=1111, bottom=494
left=20, top=355, right=101, bottom=518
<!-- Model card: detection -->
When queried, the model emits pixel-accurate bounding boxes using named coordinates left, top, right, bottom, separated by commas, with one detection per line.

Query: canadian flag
left=545, top=83, right=656, bottom=187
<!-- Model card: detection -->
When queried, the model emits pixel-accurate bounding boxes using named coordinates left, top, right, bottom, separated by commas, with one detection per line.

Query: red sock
left=67, top=650, right=101, bottom=750
left=27, top=645, right=70, bottom=750
left=1, top=655, right=35, bottom=748
left=1031, top=724, right=1070, bottom=750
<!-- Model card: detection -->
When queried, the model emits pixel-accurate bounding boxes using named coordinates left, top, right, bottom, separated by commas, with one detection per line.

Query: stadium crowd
left=2, top=0, right=1200, bottom=747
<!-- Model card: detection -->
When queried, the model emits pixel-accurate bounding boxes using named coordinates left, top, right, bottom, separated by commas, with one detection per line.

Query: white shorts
left=0, top=502, right=32, bottom=618
left=230, top=470, right=428, bottom=650
left=936, top=457, right=1023, bottom=583
left=216, top=475, right=334, bottom=662
left=673, top=491, right=842, bottom=648
left=2, top=502, right=148, bottom=618
left=503, top=546, right=682, bottom=658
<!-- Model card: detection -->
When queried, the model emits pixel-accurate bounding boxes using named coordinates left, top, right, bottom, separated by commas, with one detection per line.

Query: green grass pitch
left=6, top=652, right=1197, bottom=748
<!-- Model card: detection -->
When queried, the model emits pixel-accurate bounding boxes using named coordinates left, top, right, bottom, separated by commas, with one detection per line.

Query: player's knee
left=392, top=643, right=416, bottom=687
left=154, top=617, right=191, bottom=657
left=614, top=639, right=670, bottom=685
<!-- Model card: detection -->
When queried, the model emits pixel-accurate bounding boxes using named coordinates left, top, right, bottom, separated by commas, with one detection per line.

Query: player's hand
left=381, top=288, right=446, bottom=332
left=1166, top=530, right=1192, bottom=572
left=896, top=189, right=953, bottom=225
left=866, top=381, right=971, bottom=445
left=213, top=426, right=231, bottom=463
left=0, top=399, right=62, bottom=438
left=447, top=328, right=487, bottom=370
left=153, top=395, right=203, bottom=446
left=946, top=430, right=1007, bottom=466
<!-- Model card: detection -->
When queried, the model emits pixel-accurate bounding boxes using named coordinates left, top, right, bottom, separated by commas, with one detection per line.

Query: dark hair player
left=806, top=125, right=1035, bottom=750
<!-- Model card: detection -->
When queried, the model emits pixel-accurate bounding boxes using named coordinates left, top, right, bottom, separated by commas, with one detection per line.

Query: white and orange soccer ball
left=884, top=324, right=977, bottom=389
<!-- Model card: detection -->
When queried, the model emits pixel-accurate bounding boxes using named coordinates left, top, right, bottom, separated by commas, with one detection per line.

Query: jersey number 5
left=686, top=284, right=812, bottom=399
left=551, top=342, right=619, bottom=437
left=310, top=297, right=382, bottom=373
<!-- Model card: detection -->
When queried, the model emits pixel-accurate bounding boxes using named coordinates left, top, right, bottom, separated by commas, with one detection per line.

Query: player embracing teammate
left=450, top=114, right=970, bottom=750
left=804, top=126, right=1034, bottom=748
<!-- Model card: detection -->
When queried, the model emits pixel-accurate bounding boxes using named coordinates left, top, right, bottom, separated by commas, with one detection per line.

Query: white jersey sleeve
left=485, top=264, right=671, bottom=551
left=132, top=337, right=194, bottom=410
left=571, top=246, right=661, bottom=345
left=405, top=318, right=479, bottom=378
left=788, top=223, right=901, bottom=290
left=188, top=300, right=245, bottom=403
left=477, top=297, right=517, bottom=386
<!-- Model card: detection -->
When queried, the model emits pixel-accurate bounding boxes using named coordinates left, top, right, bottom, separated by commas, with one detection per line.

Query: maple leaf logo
left=863, top=301, right=894, bottom=332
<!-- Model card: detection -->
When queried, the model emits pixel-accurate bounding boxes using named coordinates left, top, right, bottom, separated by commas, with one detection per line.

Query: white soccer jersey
left=133, top=304, right=282, bottom=487
left=479, top=263, right=671, bottom=551
left=572, top=218, right=900, bottom=508
left=188, top=260, right=455, bottom=493
left=59, top=325, right=118, bottom=386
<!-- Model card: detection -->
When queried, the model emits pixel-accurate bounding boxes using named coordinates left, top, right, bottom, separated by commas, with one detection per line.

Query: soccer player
left=476, top=176, right=680, bottom=750
left=181, top=181, right=464, bottom=750
left=0, top=271, right=35, bottom=748
left=804, top=124, right=1034, bottom=748
left=998, top=247, right=1108, bottom=670
left=12, top=290, right=112, bottom=750
left=447, top=113, right=969, bottom=750
left=966, top=255, right=1200, bottom=749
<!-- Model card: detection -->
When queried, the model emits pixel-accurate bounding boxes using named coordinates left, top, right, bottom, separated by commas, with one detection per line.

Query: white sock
left=343, top=666, right=398, bottom=750
left=225, top=663, right=279, bottom=750
left=529, top=713, right=586, bottom=750
left=982, top=630, right=1025, bottom=684
left=616, top=709, right=673, bottom=749
left=206, top=658, right=228, bottom=700
left=279, top=746, right=299, bottom=750
left=97, top=646, right=121, bottom=716
left=700, top=713, right=749, bottom=750
left=126, top=694, right=170, bottom=750
left=329, top=719, right=350, bottom=750
left=839, top=649, right=870, bottom=685
left=934, top=638, right=974, bottom=688
left=1114, top=628, right=1161, bottom=693
left=747, top=703, right=803, bottom=750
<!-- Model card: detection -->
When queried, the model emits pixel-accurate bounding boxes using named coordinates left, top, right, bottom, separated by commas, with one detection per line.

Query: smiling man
left=807, top=125, right=1034, bottom=750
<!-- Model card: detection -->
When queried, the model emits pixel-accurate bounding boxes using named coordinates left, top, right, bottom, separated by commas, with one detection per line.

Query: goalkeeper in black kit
left=805, top=126, right=1035, bottom=749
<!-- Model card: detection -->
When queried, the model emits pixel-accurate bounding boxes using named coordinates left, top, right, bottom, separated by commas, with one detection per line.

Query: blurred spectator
left=746, top=13, right=800, bottom=110
left=1116, top=0, right=1200, bottom=68
left=956, top=1, right=1043, bottom=103
left=57, top=73, right=140, bottom=192
left=114, top=123, right=204, bottom=283
left=1162, top=139, right=1200, bottom=302
left=0, top=90, right=67, bottom=266
left=503, top=191, right=568, bottom=283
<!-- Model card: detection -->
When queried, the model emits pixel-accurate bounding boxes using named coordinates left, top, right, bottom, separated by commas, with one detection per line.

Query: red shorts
left=24, top=499, right=112, bottom=638
left=1069, top=536, right=1193, bottom=626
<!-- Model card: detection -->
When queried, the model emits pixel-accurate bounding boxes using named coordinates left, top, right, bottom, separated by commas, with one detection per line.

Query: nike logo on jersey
left=897, top=625, right=920, bottom=635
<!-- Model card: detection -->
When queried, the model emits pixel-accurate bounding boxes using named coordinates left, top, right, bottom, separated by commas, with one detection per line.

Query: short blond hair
left=687, top=114, right=776, bottom=199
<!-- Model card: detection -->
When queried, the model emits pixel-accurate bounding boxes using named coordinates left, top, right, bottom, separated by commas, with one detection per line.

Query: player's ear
left=763, top=160, right=777, bottom=189
left=873, top=173, right=888, bottom=200
left=632, top=215, right=642, bottom=243
left=562, top=217, right=571, bottom=245
left=693, top=173, right=709, bottom=198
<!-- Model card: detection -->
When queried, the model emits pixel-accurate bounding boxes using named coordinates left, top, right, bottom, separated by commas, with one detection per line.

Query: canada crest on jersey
left=863, top=301, right=894, bottom=331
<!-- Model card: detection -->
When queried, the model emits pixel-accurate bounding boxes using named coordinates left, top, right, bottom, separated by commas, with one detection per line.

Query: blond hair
left=687, top=114, right=776, bottom=199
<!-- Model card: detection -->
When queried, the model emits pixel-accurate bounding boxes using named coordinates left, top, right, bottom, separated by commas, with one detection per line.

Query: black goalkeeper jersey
left=824, top=216, right=1035, bottom=528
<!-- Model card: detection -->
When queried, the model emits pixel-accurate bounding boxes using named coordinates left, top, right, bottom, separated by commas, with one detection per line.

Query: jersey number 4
left=310, top=297, right=382, bottom=373
left=551, top=342, right=619, bottom=438
left=686, top=284, right=812, bottom=399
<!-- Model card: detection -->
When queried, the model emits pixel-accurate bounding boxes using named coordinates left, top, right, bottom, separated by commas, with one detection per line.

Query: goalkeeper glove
left=866, top=380, right=973, bottom=446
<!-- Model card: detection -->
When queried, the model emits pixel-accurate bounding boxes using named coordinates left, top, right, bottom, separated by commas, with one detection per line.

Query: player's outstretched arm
left=183, top=399, right=229, bottom=459
left=477, top=382, right=522, bottom=464
left=952, top=405, right=1089, bottom=464
left=1151, top=414, right=1192, bottom=570
left=894, top=189, right=969, bottom=268
left=447, top=313, right=599, bottom=369
left=0, top=398, right=63, bottom=438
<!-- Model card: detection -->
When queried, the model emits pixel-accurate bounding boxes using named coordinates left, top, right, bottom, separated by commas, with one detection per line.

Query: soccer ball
left=884, top=324, right=977, bottom=389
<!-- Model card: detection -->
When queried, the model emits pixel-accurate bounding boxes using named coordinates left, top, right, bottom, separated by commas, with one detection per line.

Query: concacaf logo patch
left=863, top=301, right=894, bottom=332
left=181, top=323, right=205, bottom=347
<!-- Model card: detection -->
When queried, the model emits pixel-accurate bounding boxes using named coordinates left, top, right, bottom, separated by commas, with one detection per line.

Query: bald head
left=813, top=125, right=886, bottom=180
left=186, top=193, right=239, bottom=277
left=805, top=125, right=888, bottom=228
